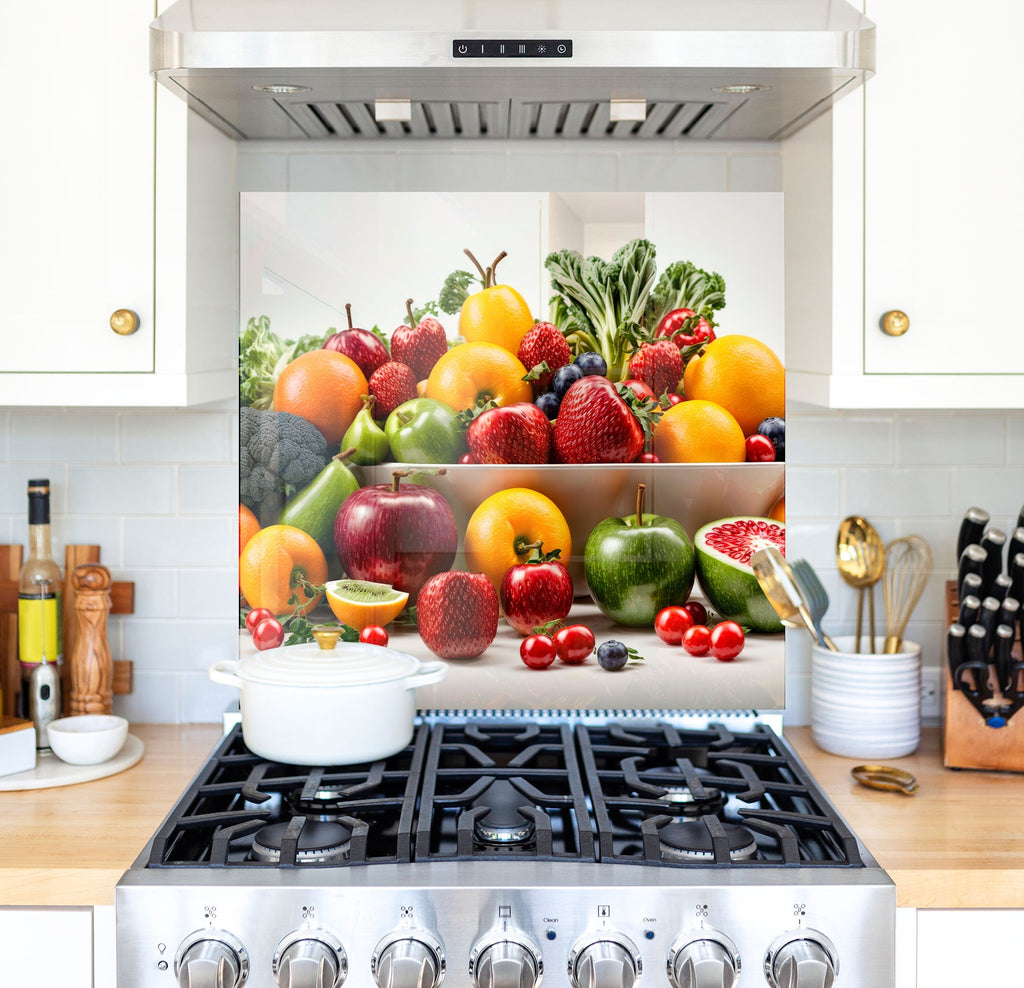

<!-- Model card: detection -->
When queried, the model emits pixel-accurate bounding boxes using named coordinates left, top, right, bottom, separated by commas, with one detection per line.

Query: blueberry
left=535, top=391, right=561, bottom=419
left=757, top=416, right=785, bottom=462
left=597, top=640, right=629, bottom=671
left=574, top=352, right=607, bottom=377
left=552, top=363, right=584, bottom=398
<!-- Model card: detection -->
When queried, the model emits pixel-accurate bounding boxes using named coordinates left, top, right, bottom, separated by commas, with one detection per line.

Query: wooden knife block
left=0, top=544, right=134, bottom=718
left=943, top=580, right=1024, bottom=772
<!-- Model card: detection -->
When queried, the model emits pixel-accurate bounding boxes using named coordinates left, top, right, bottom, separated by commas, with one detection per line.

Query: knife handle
left=1010, top=552, right=1024, bottom=605
left=1008, top=527, right=1024, bottom=571
left=994, top=624, right=1016, bottom=695
left=957, top=506, right=990, bottom=562
left=990, top=574, right=1014, bottom=603
left=976, top=596, right=1002, bottom=652
left=980, top=529, right=1007, bottom=589
left=958, top=544, right=988, bottom=600
left=1017, top=504, right=1024, bottom=535
left=946, top=623, right=966, bottom=689
left=958, top=594, right=982, bottom=628
left=998, top=596, right=1020, bottom=633
left=966, top=622, right=993, bottom=671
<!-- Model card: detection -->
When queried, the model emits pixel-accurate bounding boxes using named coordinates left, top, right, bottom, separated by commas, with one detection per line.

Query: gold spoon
left=750, top=546, right=839, bottom=650
left=836, top=516, right=886, bottom=653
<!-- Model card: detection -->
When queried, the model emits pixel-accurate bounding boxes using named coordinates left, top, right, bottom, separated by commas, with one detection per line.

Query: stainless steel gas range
left=116, top=716, right=894, bottom=988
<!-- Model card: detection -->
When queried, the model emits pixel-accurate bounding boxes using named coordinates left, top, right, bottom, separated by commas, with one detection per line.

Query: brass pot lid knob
left=109, top=308, right=140, bottom=336
left=880, top=310, right=910, bottom=337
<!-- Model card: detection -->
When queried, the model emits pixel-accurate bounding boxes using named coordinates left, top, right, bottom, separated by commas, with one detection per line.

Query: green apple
left=584, top=483, right=695, bottom=626
left=384, top=398, right=465, bottom=464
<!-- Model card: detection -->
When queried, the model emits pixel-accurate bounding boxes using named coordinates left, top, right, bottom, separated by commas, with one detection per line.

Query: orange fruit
left=464, top=488, right=572, bottom=594
left=426, top=342, right=532, bottom=412
left=459, top=284, right=534, bottom=354
left=273, top=348, right=368, bottom=447
left=652, top=399, right=746, bottom=463
left=239, top=524, right=328, bottom=615
left=681, top=335, right=785, bottom=436
left=769, top=496, right=785, bottom=522
left=239, top=504, right=260, bottom=556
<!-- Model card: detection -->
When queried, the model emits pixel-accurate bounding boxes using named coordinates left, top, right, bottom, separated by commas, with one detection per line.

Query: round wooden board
left=0, top=733, right=143, bottom=791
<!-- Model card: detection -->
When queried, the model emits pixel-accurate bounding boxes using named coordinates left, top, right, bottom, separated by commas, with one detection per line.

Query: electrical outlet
left=920, top=667, right=942, bottom=720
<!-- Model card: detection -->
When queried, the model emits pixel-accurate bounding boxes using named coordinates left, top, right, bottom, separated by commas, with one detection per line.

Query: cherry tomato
left=655, top=308, right=716, bottom=348
left=654, top=606, right=695, bottom=645
left=745, top=434, right=776, bottom=463
left=681, top=600, right=708, bottom=626
left=458, top=453, right=476, bottom=465
left=681, top=624, right=712, bottom=656
left=245, top=607, right=274, bottom=635
left=520, top=634, right=557, bottom=669
left=636, top=451, right=661, bottom=463
left=664, top=393, right=683, bottom=406
left=709, top=621, right=745, bottom=661
left=252, top=617, right=284, bottom=651
left=554, top=624, right=595, bottom=665
left=359, top=625, right=389, bottom=646
left=620, top=379, right=656, bottom=402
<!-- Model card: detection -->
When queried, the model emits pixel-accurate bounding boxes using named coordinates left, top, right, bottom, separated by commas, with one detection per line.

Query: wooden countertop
left=1, top=725, right=1020, bottom=909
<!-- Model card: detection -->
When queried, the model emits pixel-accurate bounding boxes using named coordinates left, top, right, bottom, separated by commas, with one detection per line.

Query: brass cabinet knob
left=109, top=309, right=140, bottom=336
left=880, top=310, right=910, bottom=337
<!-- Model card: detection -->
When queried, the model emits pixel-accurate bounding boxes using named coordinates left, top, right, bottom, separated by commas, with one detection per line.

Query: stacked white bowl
left=810, top=635, right=921, bottom=759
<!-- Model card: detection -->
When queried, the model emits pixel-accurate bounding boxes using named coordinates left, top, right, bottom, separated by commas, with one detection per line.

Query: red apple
left=324, top=303, right=390, bottom=377
left=333, top=470, right=457, bottom=600
left=500, top=544, right=574, bottom=635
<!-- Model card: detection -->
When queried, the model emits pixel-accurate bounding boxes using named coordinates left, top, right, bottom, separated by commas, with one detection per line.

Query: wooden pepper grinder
left=69, top=564, right=113, bottom=715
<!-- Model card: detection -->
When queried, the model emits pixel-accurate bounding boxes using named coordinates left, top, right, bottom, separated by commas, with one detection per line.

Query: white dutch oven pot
left=209, top=643, right=447, bottom=765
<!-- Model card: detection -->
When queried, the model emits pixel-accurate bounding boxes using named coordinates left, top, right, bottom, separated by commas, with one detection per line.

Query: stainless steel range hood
left=151, top=0, right=874, bottom=142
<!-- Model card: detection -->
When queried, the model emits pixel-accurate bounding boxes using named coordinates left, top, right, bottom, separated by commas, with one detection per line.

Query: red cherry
left=681, top=625, right=712, bottom=656
left=245, top=607, right=274, bottom=635
left=620, top=379, right=656, bottom=402
left=682, top=600, right=708, bottom=626
left=709, top=621, right=745, bottom=661
left=359, top=624, right=389, bottom=647
left=664, top=393, right=683, bottom=406
left=745, top=434, right=776, bottom=463
left=252, top=617, right=284, bottom=651
left=554, top=624, right=595, bottom=664
left=654, top=606, right=695, bottom=645
left=520, top=634, right=557, bottom=669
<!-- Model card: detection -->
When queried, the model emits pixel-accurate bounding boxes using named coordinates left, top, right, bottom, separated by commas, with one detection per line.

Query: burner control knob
left=372, top=931, right=446, bottom=988
left=274, top=931, right=347, bottom=988
left=764, top=931, right=839, bottom=988
left=470, top=932, right=543, bottom=988
left=568, top=933, right=642, bottom=988
left=174, top=930, right=249, bottom=988
left=668, top=932, right=740, bottom=988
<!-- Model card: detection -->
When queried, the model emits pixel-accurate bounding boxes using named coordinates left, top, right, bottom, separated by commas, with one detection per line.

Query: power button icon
left=457, top=44, right=468, bottom=54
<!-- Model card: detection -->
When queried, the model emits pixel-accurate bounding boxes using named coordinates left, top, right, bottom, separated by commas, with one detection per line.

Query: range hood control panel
left=452, top=40, right=573, bottom=58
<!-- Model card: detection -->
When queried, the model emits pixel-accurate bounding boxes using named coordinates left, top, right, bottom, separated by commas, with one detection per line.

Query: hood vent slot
left=513, top=100, right=734, bottom=139
left=282, top=100, right=507, bottom=139
left=279, top=98, right=736, bottom=140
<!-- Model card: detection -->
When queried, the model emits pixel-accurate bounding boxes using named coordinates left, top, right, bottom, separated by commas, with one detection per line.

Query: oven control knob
left=568, top=933, right=642, bottom=988
left=175, top=930, right=249, bottom=988
left=764, top=931, right=839, bottom=988
left=371, top=931, right=445, bottom=988
left=273, top=931, right=347, bottom=988
left=470, top=933, right=543, bottom=988
left=668, top=931, right=740, bottom=988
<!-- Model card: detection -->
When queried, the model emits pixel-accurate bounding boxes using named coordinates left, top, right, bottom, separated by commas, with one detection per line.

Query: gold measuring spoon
left=836, top=516, right=886, bottom=653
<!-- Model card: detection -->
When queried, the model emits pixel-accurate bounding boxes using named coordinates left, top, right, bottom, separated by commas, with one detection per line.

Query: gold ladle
left=836, top=516, right=886, bottom=653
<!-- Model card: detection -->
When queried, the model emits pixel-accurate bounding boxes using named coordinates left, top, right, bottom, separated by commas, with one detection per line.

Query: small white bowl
left=47, top=715, right=128, bottom=765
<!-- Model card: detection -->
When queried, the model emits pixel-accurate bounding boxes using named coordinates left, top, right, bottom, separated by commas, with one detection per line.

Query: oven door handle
left=209, top=660, right=242, bottom=688
left=403, top=660, right=448, bottom=691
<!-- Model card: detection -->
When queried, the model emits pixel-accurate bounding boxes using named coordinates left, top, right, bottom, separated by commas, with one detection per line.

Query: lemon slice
left=325, top=579, right=409, bottom=631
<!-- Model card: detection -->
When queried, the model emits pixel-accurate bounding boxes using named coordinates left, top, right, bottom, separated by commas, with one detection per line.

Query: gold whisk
left=882, top=535, right=933, bottom=654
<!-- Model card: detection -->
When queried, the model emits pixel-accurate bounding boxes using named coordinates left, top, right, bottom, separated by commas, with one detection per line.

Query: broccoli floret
left=240, top=407, right=328, bottom=526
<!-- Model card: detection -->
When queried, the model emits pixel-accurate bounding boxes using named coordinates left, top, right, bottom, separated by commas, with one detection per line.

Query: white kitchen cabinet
left=916, top=910, right=1022, bottom=985
left=0, top=1, right=236, bottom=407
left=0, top=907, right=94, bottom=987
left=784, top=0, right=1024, bottom=408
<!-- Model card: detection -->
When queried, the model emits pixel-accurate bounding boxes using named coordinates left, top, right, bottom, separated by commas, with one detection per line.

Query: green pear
left=341, top=395, right=389, bottom=465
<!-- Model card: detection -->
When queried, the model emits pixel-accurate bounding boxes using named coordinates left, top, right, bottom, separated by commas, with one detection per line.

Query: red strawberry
left=627, top=340, right=683, bottom=399
left=466, top=402, right=552, bottom=464
left=417, top=571, right=498, bottom=659
left=500, top=544, right=574, bottom=635
left=368, top=361, right=418, bottom=420
left=553, top=377, right=645, bottom=464
left=391, top=300, right=448, bottom=381
left=517, top=322, right=572, bottom=394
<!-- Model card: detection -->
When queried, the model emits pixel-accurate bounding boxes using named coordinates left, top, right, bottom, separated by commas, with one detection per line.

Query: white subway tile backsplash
left=178, top=569, right=240, bottom=619
left=113, top=671, right=181, bottom=724
left=9, top=412, right=117, bottom=463
left=0, top=464, right=67, bottom=514
left=122, top=618, right=236, bottom=672
left=784, top=468, right=839, bottom=519
left=1008, top=416, right=1024, bottom=463
left=619, top=153, right=728, bottom=192
left=843, top=469, right=951, bottom=517
left=181, top=465, right=239, bottom=515
left=29, top=516, right=124, bottom=569
left=117, top=568, right=180, bottom=619
left=397, top=153, right=508, bottom=191
left=121, top=412, right=230, bottom=463
left=950, top=468, right=1024, bottom=522
left=123, top=517, right=235, bottom=568
left=179, top=670, right=240, bottom=723
left=898, top=414, right=1006, bottom=465
left=68, top=465, right=176, bottom=515
left=788, top=414, right=894, bottom=466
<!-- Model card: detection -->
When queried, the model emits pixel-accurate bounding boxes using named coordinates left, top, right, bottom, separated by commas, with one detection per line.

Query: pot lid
left=237, top=642, right=424, bottom=688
